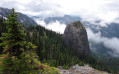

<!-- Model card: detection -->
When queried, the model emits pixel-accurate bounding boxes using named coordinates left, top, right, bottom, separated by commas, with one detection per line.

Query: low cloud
left=35, top=19, right=66, bottom=34
left=87, top=28, right=119, bottom=57
left=1, top=0, right=119, bottom=24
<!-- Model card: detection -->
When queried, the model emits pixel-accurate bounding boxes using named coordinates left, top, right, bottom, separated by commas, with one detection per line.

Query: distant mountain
left=0, top=7, right=37, bottom=26
left=32, top=15, right=82, bottom=24
left=83, top=21, right=119, bottom=38
left=83, top=21, right=119, bottom=56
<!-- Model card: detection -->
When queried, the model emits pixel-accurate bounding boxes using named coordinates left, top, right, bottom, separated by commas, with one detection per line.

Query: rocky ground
left=57, top=64, right=109, bottom=74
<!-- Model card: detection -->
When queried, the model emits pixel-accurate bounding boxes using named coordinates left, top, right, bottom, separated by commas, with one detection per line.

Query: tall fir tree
left=0, top=8, right=26, bottom=57
left=0, top=8, right=60, bottom=74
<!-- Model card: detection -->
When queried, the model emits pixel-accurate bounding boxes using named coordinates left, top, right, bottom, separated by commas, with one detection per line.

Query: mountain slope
left=32, top=15, right=119, bottom=72
left=32, top=15, right=119, bottom=58
left=0, top=14, right=114, bottom=73
left=32, top=15, right=81, bottom=24
left=0, top=7, right=37, bottom=26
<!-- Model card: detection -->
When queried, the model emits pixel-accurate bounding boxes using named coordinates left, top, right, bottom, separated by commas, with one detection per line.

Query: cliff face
left=62, top=21, right=90, bottom=55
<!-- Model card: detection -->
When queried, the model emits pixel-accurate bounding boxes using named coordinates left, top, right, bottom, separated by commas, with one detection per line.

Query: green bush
left=0, top=52, right=59, bottom=74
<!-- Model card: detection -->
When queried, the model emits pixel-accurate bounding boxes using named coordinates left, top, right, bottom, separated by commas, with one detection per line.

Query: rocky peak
left=62, top=21, right=90, bottom=55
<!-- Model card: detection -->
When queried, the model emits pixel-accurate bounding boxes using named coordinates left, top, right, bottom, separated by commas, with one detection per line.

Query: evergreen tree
left=40, top=31, right=47, bottom=60
left=0, top=8, right=59, bottom=74
left=0, top=8, right=26, bottom=57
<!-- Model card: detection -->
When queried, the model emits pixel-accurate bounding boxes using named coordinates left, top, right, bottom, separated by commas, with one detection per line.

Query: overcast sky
left=0, top=0, right=119, bottom=22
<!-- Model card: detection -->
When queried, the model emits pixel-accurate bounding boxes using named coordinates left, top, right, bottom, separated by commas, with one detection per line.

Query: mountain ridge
left=0, top=7, right=37, bottom=26
left=32, top=15, right=82, bottom=24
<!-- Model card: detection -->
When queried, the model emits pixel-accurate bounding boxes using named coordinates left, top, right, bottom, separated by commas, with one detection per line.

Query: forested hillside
left=0, top=9, right=115, bottom=73
left=26, top=25, right=114, bottom=71
left=33, top=15, right=119, bottom=72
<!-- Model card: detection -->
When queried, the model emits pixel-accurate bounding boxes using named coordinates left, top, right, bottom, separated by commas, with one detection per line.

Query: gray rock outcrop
left=58, top=64, right=110, bottom=74
left=62, top=21, right=90, bottom=55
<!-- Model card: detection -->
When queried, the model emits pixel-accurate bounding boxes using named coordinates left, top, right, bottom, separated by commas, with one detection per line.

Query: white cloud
left=0, top=0, right=119, bottom=23
left=35, top=19, right=66, bottom=34
left=46, top=21, right=66, bottom=34
left=87, top=28, right=119, bottom=57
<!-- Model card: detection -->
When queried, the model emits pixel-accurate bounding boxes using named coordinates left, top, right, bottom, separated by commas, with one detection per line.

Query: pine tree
left=0, top=8, right=26, bottom=57
left=0, top=18, right=3, bottom=53
left=40, top=31, right=47, bottom=60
